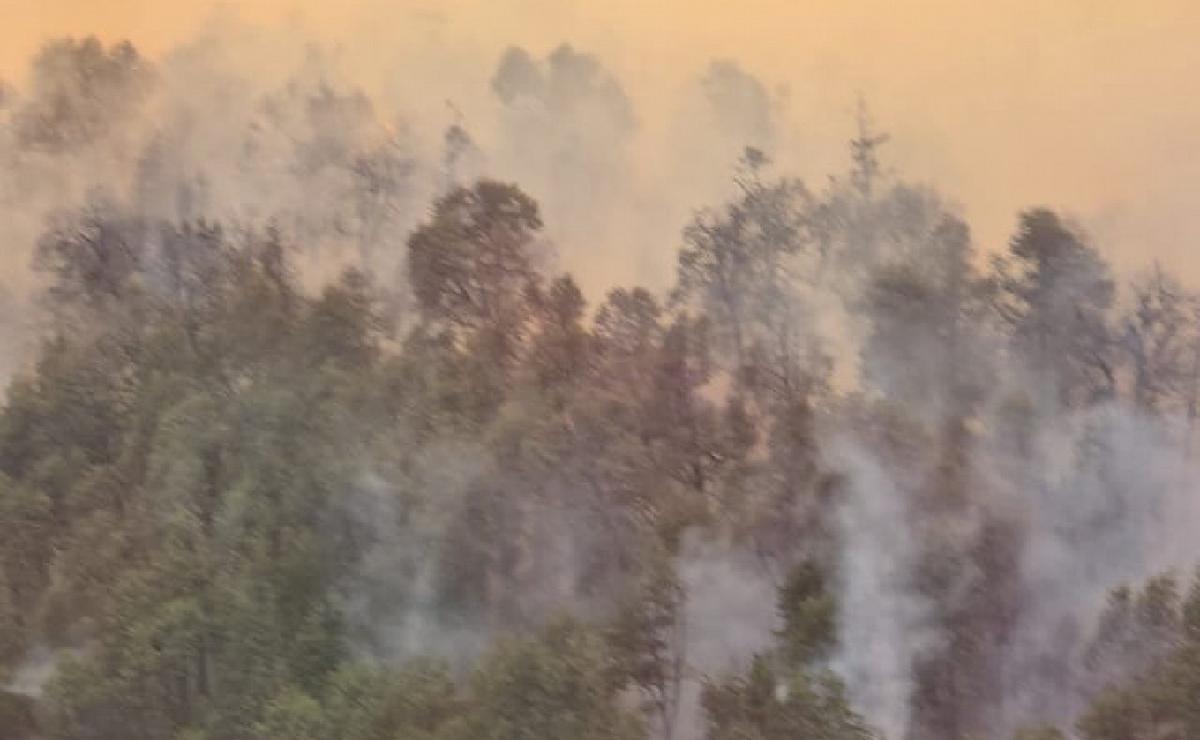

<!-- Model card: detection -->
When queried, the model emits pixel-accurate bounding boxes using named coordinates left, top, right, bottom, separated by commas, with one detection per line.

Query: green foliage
left=322, top=661, right=460, bottom=740
left=456, top=618, right=643, bottom=740
left=255, top=687, right=331, bottom=740
left=0, top=689, right=39, bottom=740
left=408, top=180, right=543, bottom=352
left=1012, top=725, right=1066, bottom=740
left=1075, top=570, right=1200, bottom=740
left=608, top=554, right=685, bottom=738
left=992, top=208, right=1116, bottom=405
left=702, top=657, right=873, bottom=740
left=701, top=561, right=873, bottom=740
left=0, top=83, right=1186, bottom=740
left=675, top=148, right=809, bottom=366
left=776, top=561, right=837, bottom=666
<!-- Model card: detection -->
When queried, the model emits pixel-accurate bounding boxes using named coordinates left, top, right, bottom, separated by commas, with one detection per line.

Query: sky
left=2, top=0, right=1198, bottom=279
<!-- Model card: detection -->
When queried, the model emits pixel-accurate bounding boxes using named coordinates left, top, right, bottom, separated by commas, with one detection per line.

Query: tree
left=254, top=687, right=331, bottom=740
left=992, top=209, right=1116, bottom=406
left=407, top=179, right=545, bottom=367
left=35, top=194, right=147, bottom=314
left=776, top=561, right=836, bottom=667
left=675, top=149, right=810, bottom=369
left=0, top=476, right=53, bottom=664
left=15, top=37, right=154, bottom=151
left=849, top=97, right=889, bottom=198
left=701, top=562, right=874, bottom=740
left=1073, top=569, right=1200, bottom=740
left=609, top=556, right=686, bottom=740
left=456, top=618, right=644, bottom=740
left=304, top=267, right=388, bottom=369
left=1119, top=265, right=1199, bottom=413
left=861, top=214, right=993, bottom=418
left=322, top=661, right=460, bottom=740
left=1013, top=725, right=1066, bottom=740
left=702, top=657, right=874, bottom=740
left=527, top=274, right=589, bottom=394
left=0, top=689, right=38, bottom=740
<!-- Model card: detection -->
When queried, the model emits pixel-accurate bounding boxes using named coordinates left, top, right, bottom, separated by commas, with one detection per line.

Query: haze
left=3, top=0, right=1199, bottom=282
left=5, top=4, right=1200, bottom=740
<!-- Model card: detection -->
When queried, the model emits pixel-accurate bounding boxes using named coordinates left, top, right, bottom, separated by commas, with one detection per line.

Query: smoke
left=0, top=18, right=813, bottom=363
left=673, top=542, right=781, bottom=740
left=826, top=436, right=941, bottom=740
left=335, top=443, right=497, bottom=673
left=487, top=43, right=641, bottom=287
left=3, top=9, right=1200, bottom=740
left=4, top=645, right=87, bottom=698
left=986, top=404, right=1200, bottom=731
left=817, top=347, right=1200, bottom=738
left=698, top=60, right=777, bottom=152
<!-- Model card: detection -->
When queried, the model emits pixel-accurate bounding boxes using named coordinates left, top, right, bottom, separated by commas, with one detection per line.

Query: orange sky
left=3, top=0, right=1199, bottom=277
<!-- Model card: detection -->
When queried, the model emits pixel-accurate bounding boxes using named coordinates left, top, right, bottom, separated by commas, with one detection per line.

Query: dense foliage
left=2, top=35, right=1199, bottom=740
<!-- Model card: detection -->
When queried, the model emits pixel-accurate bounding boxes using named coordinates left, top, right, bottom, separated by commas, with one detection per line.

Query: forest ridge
left=0, top=34, right=1197, bottom=740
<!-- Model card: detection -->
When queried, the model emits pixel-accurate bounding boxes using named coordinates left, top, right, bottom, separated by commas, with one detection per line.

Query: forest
left=1, top=32, right=1200, bottom=740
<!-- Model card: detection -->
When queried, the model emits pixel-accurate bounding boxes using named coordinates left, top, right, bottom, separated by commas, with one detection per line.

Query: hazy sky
left=3, top=0, right=1198, bottom=278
